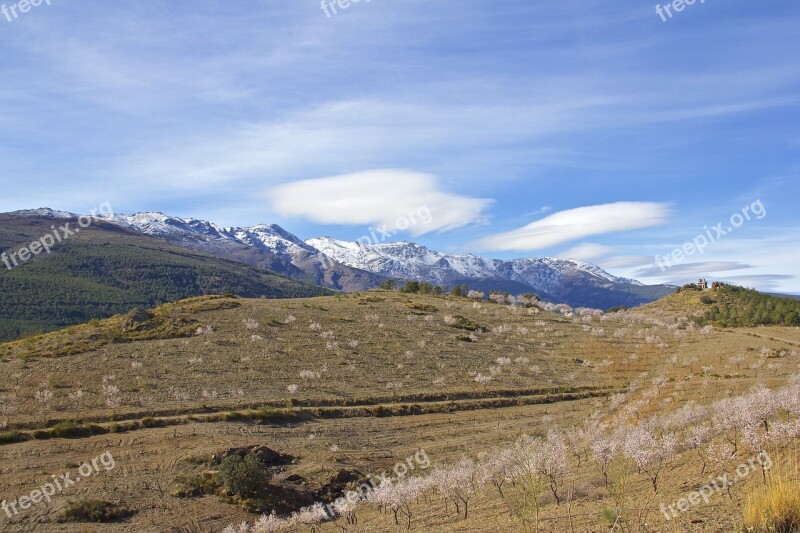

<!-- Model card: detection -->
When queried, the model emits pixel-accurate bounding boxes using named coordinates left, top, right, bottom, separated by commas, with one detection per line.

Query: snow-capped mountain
left=306, top=237, right=639, bottom=286
left=7, top=209, right=672, bottom=307
left=9, top=208, right=77, bottom=219
left=97, top=212, right=384, bottom=292
left=306, top=237, right=659, bottom=307
left=105, top=212, right=317, bottom=258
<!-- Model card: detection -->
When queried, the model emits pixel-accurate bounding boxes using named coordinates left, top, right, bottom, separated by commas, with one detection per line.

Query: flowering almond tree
left=623, top=425, right=677, bottom=494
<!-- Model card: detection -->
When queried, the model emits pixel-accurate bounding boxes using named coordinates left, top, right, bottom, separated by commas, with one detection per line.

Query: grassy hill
left=1, top=290, right=800, bottom=531
left=638, top=282, right=800, bottom=327
left=0, top=214, right=332, bottom=342
left=697, top=283, right=800, bottom=327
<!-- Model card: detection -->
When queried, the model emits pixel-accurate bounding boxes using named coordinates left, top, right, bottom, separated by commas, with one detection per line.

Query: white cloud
left=268, top=169, right=492, bottom=236
left=557, top=242, right=617, bottom=261
left=600, top=255, right=655, bottom=268
left=523, top=206, right=553, bottom=217
left=636, top=261, right=755, bottom=278
left=474, top=202, right=671, bottom=252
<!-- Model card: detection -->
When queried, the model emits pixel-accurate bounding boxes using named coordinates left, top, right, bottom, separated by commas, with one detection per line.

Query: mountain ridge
left=0, top=211, right=332, bottom=341
left=5, top=208, right=674, bottom=309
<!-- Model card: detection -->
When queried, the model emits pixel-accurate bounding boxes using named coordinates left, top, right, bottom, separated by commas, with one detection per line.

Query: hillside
left=0, top=213, right=332, bottom=342
left=638, top=283, right=800, bottom=327
left=1, top=290, right=800, bottom=531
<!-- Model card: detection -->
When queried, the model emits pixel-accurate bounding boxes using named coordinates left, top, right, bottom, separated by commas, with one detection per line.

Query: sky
left=0, top=0, right=798, bottom=292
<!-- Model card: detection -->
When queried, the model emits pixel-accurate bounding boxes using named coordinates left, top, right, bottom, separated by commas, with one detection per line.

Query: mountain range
left=0, top=208, right=676, bottom=340
left=97, top=210, right=674, bottom=309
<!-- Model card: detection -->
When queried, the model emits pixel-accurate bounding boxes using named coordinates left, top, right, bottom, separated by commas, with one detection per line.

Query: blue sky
left=0, top=0, right=798, bottom=292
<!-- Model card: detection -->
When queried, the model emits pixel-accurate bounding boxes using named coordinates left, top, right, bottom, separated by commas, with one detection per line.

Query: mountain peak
left=9, top=207, right=77, bottom=219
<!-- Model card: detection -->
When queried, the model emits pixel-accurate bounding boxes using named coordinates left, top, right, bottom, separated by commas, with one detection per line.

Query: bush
left=170, top=472, right=219, bottom=498
left=406, top=303, right=438, bottom=314
left=447, top=315, right=488, bottom=332
left=51, top=420, right=104, bottom=439
left=0, top=430, right=22, bottom=444
left=217, top=454, right=270, bottom=498
left=60, top=498, right=130, bottom=522
left=400, top=281, right=421, bottom=293
left=700, top=295, right=715, bottom=305
left=378, top=279, right=396, bottom=290
left=140, top=417, right=160, bottom=428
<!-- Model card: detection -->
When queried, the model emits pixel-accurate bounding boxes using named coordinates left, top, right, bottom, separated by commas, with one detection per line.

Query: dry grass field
left=1, top=290, right=799, bottom=532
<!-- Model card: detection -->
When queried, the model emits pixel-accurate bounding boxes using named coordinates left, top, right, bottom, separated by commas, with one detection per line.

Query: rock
left=121, top=308, right=155, bottom=331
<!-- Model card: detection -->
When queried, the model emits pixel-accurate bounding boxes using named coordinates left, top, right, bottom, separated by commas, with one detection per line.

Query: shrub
left=447, top=315, right=488, bottom=332
left=378, top=279, right=397, bottom=290
left=0, top=430, right=22, bottom=444
left=171, top=472, right=219, bottom=498
left=400, top=281, right=421, bottom=293
left=140, top=417, right=160, bottom=428
left=60, top=499, right=130, bottom=522
left=406, top=303, right=438, bottom=314
left=700, top=295, right=715, bottom=305
left=51, top=420, right=104, bottom=439
left=217, top=454, right=270, bottom=498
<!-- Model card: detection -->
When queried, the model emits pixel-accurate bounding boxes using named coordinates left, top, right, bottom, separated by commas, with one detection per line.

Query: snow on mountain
left=566, top=259, right=643, bottom=286
left=9, top=208, right=77, bottom=219
left=306, top=237, right=639, bottom=294
left=102, top=212, right=316, bottom=259
left=8, top=208, right=664, bottom=306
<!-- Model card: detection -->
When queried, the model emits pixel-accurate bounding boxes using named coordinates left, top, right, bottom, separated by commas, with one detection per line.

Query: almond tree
left=542, top=430, right=569, bottom=505
left=432, top=458, right=477, bottom=519
left=479, top=448, right=515, bottom=498
left=622, top=425, right=676, bottom=494
left=506, top=436, right=547, bottom=533
left=591, top=434, right=619, bottom=487
left=686, top=425, right=712, bottom=474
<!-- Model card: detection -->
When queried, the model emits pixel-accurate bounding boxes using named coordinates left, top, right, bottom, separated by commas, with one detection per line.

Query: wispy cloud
left=269, top=169, right=492, bottom=236
left=557, top=242, right=617, bottom=261
left=474, top=202, right=671, bottom=252
left=600, top=255, right=655, bottom=269
left=635, top=261, right=754, bottom=278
